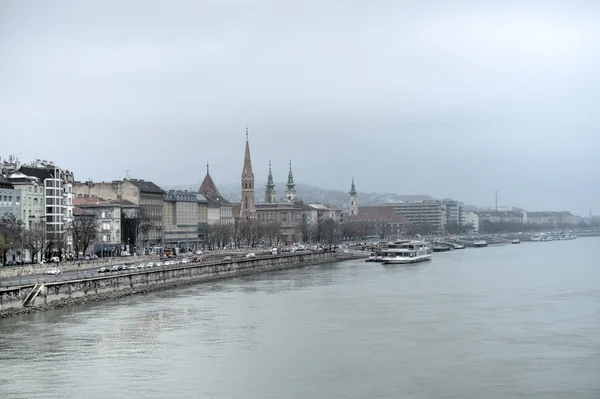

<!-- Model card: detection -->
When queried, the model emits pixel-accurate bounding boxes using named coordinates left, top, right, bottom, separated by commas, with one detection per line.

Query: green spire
left=266, top=160, right=275, bottom=189
left=349, top=177, right=357, bottom=196
left=286, top=159, right=295, bottom=191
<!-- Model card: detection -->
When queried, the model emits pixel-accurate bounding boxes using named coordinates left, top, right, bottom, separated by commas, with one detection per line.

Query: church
left=232, top=129, right=306, bottom=244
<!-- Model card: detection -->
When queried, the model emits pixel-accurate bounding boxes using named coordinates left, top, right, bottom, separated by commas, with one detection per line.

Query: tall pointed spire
left=240, top=127, right=256, bottom=218
left=206, top=162, right=209, bottom=174
left=242, top=126, right=253, bottom=178
left=286, top=160, right=295, bottom=190
left=349, top=177, right=357, bottom=196
left=285, top=160, right=296, bottom=202
left=266, top=160, right=275, bottom=189
left=265, top=160, right=276, bottom=203
left=349, top=177, right=358, bottom=215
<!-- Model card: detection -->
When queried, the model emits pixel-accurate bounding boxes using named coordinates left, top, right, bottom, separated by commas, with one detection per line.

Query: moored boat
left=381, top=240, right=432, bottom=264
left=511, top=239, right=520, bottom=244
left=473, top=240, right=488, bottom=248
left=453, top=244, right=465, bottom=249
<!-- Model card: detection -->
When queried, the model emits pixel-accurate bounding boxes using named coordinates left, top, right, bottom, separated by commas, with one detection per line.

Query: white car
left=246, top=253, right=256, bottom=258
left=46, top=268, right=61, bottom=275
left=181, top=258, right=190, bottom=264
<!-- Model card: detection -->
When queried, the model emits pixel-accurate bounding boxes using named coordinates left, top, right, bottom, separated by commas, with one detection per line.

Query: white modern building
left=19, top=161, right=75, bottom=255
left=463, top=211, right=479, bottom=233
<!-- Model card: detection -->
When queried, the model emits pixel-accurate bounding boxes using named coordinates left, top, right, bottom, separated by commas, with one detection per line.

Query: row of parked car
left=97, top=258, right=191, bottom=273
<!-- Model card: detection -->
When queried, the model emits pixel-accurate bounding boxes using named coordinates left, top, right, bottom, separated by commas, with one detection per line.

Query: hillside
left=164, top=181, right=432, bottom=209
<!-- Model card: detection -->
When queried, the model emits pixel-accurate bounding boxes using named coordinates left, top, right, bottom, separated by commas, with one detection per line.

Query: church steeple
left=349, top=177, right=358, bottom=216
left=199, top=162, right=220, bottom=196
left=349, top=177, right=357, bottom=196
left=285, top=159, right=296, bottom=202
left=240, top=127, right=256, bottom=219
left=265, top=160, right=276, bottom=203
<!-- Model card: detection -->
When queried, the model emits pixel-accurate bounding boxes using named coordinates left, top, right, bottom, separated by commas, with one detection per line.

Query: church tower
left=349, top=177, right=358, bottom=215
left=240, top=127, right=256, bottom=219
left=265, top=160, right=277, bottom=204
left=285, top=160, right=296, bottom=202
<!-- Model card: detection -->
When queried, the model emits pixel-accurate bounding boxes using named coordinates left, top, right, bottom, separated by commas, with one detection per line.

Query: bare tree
left=263, top=221, right=279, bottom=246
left=0, top=213, right=24, bottom=265
left=68, top=213, right=99, bottom=257
left=320, top=219, right=340, bottom=250
left=216, top=224, right=233, bottom=249
left=23, top=223, right=45, bottom=263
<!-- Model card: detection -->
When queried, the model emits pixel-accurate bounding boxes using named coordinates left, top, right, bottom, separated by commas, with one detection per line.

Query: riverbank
left=0, top=251, right=362, bottom=319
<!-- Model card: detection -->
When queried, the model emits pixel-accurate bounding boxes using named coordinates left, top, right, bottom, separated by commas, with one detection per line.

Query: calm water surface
left=1, top=239, right=599, bottom=398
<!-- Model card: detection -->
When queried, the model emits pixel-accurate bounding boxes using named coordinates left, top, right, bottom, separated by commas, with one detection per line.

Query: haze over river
left=1, top=239, right=599, bottom=398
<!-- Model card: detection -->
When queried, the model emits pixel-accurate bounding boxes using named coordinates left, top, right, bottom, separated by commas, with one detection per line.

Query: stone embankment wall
left=0, top=252, right=360, bottom=318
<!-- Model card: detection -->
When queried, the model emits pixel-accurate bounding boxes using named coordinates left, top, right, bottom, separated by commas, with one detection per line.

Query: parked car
left=223, top=256, right=232, bottom=262
left=46, top=268, right=61, bottom=275
left=181, top=258, right=190, bottom=264
left=110, top=265, right=120, bottom=272
left=246, top=253, right=256, bottom=258
left=98, top=267, right=109, bottom=273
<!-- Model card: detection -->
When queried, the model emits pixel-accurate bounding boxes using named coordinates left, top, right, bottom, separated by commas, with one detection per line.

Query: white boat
left=511, top=239, right=520, bottom=244
left=530, top=235, right=542, bottom=242
left=381, top=240, right=432, bottom=264
left=365, top=253, right=377, bottom=262
left=453, top=243, right=465, bottom=249
left=474, top=240, right=488, bottom=247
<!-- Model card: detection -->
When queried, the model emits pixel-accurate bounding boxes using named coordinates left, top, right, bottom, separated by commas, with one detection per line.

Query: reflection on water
left=1, top=240, right=599, bottom=398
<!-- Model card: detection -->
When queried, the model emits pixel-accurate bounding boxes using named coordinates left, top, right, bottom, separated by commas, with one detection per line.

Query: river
left=1, top=238, right=599, bottom=398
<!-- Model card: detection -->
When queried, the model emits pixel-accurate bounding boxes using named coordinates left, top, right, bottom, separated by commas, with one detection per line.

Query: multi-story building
left=73, top=197, right=123, bottom=256
left=6, top=172, right=44, bottom=229
left=477, top=210, right=525, bottom=225
left=163, top=190, right=208, bottom=250
left=463, top=211, right=479, bottom=233
left=305, top=203, right=340, bottom=225
left=0, top=175, right=21, bottom=220
left=527, top=211, right=573, bottom=226
left=19, top=161, right=74, bottom=255
left=73, top=178, right=165, bottom=248
left=442, top=199, right=463, bottom=228
left=382, top=200, right=444, bottom=235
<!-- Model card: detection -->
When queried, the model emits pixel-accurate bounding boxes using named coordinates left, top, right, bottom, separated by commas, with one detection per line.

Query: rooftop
left=126, top=179, right=165, bottom=194
left=0, top=174, right=14, bottom=189
left=19, top=166, right=53, bottom=181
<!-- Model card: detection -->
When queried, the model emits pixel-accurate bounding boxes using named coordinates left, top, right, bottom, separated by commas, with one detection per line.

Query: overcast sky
left=1, top=0, right=599, bottom=215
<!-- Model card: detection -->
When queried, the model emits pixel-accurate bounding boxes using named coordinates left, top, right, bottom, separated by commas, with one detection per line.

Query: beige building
left=73, top=197, right=122, bottom=255
left=162, top=190, right=208, bottom=249
left=74, top=179, right=165, bottom=248
left=7, top=172, right=44, bottom=229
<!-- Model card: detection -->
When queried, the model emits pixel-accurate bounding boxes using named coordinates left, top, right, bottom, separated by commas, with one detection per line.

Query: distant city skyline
left=1, top=1, right=598, bottom=216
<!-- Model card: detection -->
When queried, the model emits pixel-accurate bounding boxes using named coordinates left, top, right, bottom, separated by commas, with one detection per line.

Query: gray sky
left=1, top=0, right=599, bottom=215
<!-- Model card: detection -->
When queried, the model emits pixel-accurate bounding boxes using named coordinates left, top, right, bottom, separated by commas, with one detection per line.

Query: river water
left=1, top=239, right=599, bottom=398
